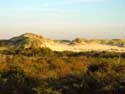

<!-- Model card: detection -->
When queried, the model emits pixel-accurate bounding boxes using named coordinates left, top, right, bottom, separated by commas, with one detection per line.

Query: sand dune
left=45, top=42, right=125, bottom=52
left=1, top=33, right=125, bottom=52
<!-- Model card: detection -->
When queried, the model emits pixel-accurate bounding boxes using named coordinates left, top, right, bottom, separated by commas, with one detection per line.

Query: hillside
left=71, top=38, right=125, bottom=47
left=0, top=33, right=125, bottom=52
left=0, top=33, right=125, bottom=94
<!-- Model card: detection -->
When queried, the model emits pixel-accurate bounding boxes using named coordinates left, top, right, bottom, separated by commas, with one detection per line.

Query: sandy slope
left=45, top=42, right=125, bottom=52
left=2, top=33, right=125, bottom=52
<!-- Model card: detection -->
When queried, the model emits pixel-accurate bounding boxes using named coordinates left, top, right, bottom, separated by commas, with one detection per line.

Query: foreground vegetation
left=0, top=48, right=125, bottom=94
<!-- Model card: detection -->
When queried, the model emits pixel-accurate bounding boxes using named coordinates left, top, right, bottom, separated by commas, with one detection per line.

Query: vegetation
left=0, top=48, right=125, bottom=94
left=71, top=38, right=125, bottom=47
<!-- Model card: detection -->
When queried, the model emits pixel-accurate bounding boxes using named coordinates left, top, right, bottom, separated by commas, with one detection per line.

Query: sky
left=0, top=0, right=125, bottom=39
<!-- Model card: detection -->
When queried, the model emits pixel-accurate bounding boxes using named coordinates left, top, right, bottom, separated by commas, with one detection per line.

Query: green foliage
left=33, top=87, right=61, bottom=94
left=0, top=67, right=34, bottom=94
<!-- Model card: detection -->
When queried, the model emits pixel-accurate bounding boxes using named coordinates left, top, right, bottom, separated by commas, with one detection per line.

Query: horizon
left=0, top=0, right=125, bottom=39
left=0, top=32, right=125, bottom=40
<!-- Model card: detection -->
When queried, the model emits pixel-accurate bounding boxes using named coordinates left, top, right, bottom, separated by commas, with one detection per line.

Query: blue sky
left=0, top=0, right=125, bottom=39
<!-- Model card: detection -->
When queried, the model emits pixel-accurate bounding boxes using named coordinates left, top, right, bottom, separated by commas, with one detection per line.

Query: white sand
left=45, top=42, right=125, bottom=52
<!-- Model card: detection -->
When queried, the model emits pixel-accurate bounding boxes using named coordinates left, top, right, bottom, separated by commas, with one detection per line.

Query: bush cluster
left=0, top=48, right=125, bottom=94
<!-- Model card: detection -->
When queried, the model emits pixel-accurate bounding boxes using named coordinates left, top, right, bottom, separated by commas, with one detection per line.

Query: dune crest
left=0, top=33, right=125, bottom=52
